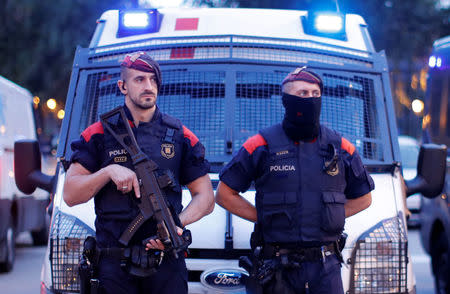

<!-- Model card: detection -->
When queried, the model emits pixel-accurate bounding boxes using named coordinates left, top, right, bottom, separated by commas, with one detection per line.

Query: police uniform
left=220, top=123, right=374, bottom=293
left=70, top=105, right=210, bottom=294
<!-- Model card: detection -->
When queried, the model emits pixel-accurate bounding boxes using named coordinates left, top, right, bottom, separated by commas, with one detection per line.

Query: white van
left=0, top=75, right=50, bottom=273
left=14, top=7, right=446, bottom=294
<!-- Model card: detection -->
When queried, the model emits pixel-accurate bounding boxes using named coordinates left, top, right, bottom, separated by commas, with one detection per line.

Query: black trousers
left=281, top=254, right=343, bottom=294
left=97, top=254, right=188, bottom=294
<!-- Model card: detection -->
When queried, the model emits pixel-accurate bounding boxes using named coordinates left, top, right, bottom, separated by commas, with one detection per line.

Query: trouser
left=97, top=253, right=188, bottom=294
left=275, top=254, right=343, bottom=294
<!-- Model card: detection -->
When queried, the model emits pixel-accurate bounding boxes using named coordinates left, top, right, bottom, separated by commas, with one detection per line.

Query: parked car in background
left=0, top=75, right=50, bottom=273
left=398, top=135, right=422, bottom=227
left=419, top=35, right=450, bottom=294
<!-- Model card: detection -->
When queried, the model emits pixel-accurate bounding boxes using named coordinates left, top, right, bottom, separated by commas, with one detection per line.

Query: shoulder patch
left=183, top=126, right=199, bottom=147
left=243, top=134, right=267, bottom=155
left=341, top=137, right=356, bottom=156
left=81, top=122, right=104, bottom=142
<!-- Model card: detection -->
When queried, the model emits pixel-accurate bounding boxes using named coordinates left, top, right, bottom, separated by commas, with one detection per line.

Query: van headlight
left=350, top=216, right=407, bottom=293
left=49, top=208, right=95, bottom=292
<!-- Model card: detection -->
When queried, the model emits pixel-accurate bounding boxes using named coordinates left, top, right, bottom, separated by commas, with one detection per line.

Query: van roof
left=0, top=75, right=33, bottom=101
left=94, top=8, right=369, bottom=52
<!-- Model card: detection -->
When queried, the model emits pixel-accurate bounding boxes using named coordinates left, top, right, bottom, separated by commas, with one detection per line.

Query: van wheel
left=31, top=212, right=50, bottom=246
left=431, top=232, right=449, bottom=294
left=0, top=221, right=16, bottom=272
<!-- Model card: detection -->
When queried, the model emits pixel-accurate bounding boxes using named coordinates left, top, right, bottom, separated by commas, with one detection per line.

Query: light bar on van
left=314, top=14, right=343, bottom=33
left=117, top=9, right=162, bottom=38
left=302, top=11, right=346, bottom=40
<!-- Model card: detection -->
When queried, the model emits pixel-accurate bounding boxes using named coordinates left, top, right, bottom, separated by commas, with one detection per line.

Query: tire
left=31, top=212, right=50, bottom=246
left=31, top=227, right=48, bottom=246
left=431, top=232, right=449, bottom=294
left=0, top=220, right=16, bottom=273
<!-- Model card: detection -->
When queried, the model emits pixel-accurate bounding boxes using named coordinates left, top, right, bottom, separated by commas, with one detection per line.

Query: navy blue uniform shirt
left=220, top=132, right=374, bottom=199
left=71, top=105, right=209, bottom=185
left=69, top=105, right=210, bottom=247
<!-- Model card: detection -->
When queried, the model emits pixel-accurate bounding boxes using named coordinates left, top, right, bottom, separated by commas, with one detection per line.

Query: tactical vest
left=256, top=124, right=347, bottom=244
left=95, top=112, right=184, bottom=247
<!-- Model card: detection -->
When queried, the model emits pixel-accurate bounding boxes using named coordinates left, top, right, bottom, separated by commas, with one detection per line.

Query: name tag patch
left=114, top=156, right=127, bottom=163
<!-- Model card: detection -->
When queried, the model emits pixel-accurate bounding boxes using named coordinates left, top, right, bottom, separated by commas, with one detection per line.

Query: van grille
left=49, top=209, right=94, bottom=293
left=349, top=216, right=408, bottom=294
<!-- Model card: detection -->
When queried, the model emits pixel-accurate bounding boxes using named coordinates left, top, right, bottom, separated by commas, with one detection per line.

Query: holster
left=239, top=246, right=295, bottom=294
left=79, top=236, right=99, bottom=294
left=121, top=246, right=163, bottom=277
left=335, top=232, right=348, bottom=263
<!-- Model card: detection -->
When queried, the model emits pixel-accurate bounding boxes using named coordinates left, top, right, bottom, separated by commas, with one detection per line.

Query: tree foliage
left=0, top=0, right=448, bottom=106
left=0, top=0, right=133, bottom=101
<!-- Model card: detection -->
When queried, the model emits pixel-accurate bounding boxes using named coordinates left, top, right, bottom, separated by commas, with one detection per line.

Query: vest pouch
left=261, top=192, right=298, bottom=243
left=321, top=192, right=346, bottom=234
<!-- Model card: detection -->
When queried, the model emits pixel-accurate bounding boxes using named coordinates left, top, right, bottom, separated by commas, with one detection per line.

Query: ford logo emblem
left=200, top=268, right=249, bottom=292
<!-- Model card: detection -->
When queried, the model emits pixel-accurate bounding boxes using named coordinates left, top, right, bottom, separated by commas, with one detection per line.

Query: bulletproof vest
left=256, top=124, right=346, bottom=244
left=95, top=112, right=184, bottom=247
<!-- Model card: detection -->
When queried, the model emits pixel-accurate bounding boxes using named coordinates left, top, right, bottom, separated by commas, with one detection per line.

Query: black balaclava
left=280, top=67, right=323, bottom=141
left=282, top=93, right=321, bottom=141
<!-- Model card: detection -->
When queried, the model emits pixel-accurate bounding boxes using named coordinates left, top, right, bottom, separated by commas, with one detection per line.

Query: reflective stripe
left=81, top=122, right=104, bottom=142
left=341, top=137, right=355, bottom=156
left=243, top=134, right=267, bottom=155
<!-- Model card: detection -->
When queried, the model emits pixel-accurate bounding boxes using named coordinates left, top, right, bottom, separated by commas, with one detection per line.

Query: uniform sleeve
left=70, top=122, right=103, bottom=173
left=179, top=126, right=210, bottom=185
left=219, top=134, right=268, bottom=193
left=343, top=149, right=375, bottom=199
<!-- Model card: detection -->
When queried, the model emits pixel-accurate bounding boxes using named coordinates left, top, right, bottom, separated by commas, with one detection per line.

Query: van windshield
left=77, top=65, right=387, bottom=168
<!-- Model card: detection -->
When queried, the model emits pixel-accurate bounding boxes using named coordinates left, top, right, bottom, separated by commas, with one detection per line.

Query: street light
left=57, top=110, right=65, bottom=120
left=47, top=98, right=57, bottom=110
left=412, top=99, right=424, bottom=114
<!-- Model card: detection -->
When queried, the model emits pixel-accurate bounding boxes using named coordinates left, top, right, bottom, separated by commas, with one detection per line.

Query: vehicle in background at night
left=13, top=7, right=446, bottom=294
left=398, top=135, right=422, bottom=227
left=0, top=75, right=50, bottom=273
left=420, top=35, right=450, bottom=294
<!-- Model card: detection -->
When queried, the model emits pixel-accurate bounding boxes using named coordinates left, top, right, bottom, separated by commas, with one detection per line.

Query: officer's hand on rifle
left=106, top=164, right=141, bottom=198
left=145, top=227, right=184, bottom=251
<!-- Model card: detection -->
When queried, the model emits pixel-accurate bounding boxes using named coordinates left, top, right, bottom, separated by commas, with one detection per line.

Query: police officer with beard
left=64, top=51, right=214, bottom=294
left=216, top=67, right=374, bottom=294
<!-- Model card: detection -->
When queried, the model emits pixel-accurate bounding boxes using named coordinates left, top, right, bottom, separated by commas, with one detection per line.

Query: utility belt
left=260, top=243, right=337, bottom=264
left=239, top=233, right=347, bottom=294
left=79, top=237, right=165, bottom=294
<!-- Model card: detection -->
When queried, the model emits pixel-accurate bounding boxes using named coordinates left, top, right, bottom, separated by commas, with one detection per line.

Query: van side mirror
left=14, top=140, right=55, bottom=194
left=405, top=143, right=446, bottom=198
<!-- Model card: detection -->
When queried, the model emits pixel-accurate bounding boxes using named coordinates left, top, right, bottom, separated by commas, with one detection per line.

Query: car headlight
left=49, top=208, right=95, bottom=292
left=350, top=215, right=407, bottom=293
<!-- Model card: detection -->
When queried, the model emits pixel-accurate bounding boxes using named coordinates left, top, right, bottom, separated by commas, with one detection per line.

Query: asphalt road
left=0, top=229, right=437, bottom=294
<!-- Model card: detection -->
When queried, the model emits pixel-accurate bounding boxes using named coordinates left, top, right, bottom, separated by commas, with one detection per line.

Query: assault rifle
left=100, top=107, right=191, bottom=259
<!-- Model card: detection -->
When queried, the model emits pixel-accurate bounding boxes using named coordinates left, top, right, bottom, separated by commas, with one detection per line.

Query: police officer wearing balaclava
left=216, top=67, right=374, bottom=293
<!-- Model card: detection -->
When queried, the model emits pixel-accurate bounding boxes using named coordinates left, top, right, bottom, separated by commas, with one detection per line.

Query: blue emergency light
left=302, top=11, right=346, bottom=40
left=117, top=9, right=162, bottom=38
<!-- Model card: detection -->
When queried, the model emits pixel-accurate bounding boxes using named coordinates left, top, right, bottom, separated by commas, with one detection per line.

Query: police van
left=0, top=75, right=50, bottom=273
left=14, top=7, right=446, bottom=294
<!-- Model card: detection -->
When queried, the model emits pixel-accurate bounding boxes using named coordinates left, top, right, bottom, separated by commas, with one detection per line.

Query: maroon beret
left=121, top=51, right=162, bottom=91
left=281, top=66, right=323, bottom=94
